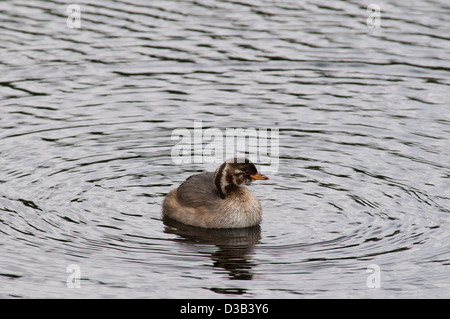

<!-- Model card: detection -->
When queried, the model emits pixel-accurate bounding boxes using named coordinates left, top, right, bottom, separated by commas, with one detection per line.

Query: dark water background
left=1, top=0, right=449, bottom=298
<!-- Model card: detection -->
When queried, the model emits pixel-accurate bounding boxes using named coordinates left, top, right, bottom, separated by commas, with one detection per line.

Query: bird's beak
left=250, top=172, right=269, bottom=180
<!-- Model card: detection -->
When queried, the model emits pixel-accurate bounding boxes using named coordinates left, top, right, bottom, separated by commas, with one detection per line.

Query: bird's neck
left=214, top=163, right=237, bottom=199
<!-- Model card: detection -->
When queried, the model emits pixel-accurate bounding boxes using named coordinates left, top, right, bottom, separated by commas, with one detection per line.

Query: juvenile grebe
left=162, top=157, right=269, bottom=228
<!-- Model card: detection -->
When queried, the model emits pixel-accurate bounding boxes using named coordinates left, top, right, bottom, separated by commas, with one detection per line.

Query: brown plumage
left=162, top=157, right=269, bottom=228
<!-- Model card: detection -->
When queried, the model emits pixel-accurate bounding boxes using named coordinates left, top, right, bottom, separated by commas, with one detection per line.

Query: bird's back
left=176, top=172, right=220, bottom=209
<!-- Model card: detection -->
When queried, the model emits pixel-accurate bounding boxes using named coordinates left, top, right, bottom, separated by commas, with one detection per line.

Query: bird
left=162, top=157, right=269, bottom=228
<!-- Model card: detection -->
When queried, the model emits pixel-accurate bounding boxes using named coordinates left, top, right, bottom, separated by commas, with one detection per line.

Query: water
left=1, top=0, right=449, bottom=298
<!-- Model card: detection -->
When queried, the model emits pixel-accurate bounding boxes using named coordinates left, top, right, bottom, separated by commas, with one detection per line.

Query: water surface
left=1, top=0, right=450, bottom=298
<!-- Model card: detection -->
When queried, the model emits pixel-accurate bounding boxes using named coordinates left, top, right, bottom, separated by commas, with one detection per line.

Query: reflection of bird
left=163, top=217, right=261, bottom=283
left=162, top=157, right=269, bottom=228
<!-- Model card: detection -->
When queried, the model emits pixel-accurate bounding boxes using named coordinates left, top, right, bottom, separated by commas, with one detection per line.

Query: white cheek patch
left=234, top=174, right=246, bottom=186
